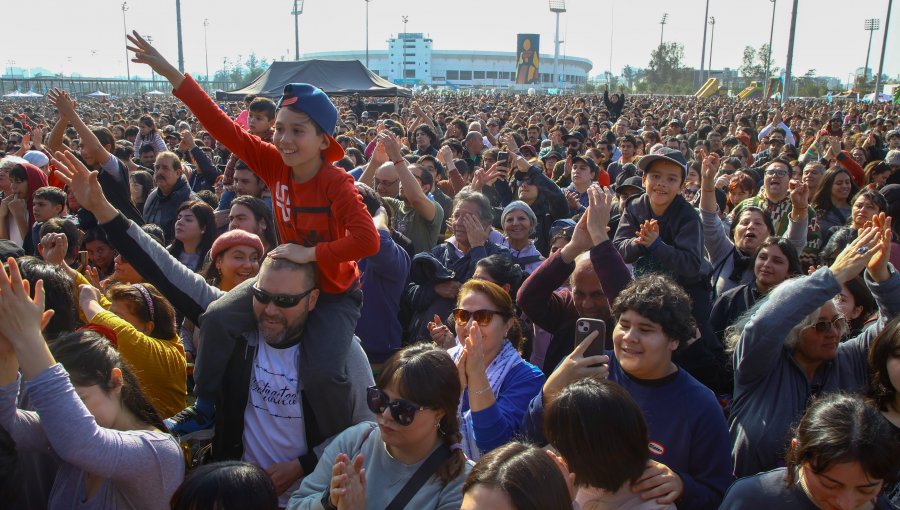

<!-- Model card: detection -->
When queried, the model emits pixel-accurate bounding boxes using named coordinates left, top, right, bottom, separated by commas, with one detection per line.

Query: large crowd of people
left=0, top=30, right=899, bottom=510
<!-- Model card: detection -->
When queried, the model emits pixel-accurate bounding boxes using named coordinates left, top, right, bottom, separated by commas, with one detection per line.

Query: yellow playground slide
left=695, top=78, right=720, bottom=98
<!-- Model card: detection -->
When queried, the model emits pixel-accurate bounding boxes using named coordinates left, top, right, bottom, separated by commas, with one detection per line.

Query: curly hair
left=611, top=275, right=696, bottom=347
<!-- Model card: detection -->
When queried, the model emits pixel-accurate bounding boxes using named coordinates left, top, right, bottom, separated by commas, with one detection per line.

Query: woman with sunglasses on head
left=286, top=344, right=471, bottom=510
left=448, top=279, right=544, bottom=461
left=727, top=214, right=900, bottom=479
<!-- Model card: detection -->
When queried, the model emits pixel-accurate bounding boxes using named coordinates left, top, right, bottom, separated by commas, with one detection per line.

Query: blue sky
left=3, top=0, right=897, bottom=84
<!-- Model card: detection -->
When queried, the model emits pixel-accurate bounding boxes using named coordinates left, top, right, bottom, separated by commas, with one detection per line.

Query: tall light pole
left=862, top=19, right=880, bottom=87
left=699, top=0, right=710, bottom=87
left=708, top=17, right=716, bottom=78
left=550, top=0, right=567, bottom=88
left=659, top=13, right=669, bottom=48
left=365, top=0, right=373, bottom=68
left=782, top=0, right=798, bottom=103
left=874, top=0, right=893, bottom=97
left=147, top=36, right=156, bottom=87
left=121, top=2, right=131, bottom=81
left=175, top=0, right=184, bottom=73
left=766, top=0, right=776, bottom=84
left=401, top=15, right=408, bottom=83
left=203, top=19, right=210, bottom=83
left=293, top=0, right=305, bottom=60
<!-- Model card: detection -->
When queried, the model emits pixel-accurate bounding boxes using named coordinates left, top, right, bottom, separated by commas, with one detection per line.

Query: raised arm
left=46, top=89, right=116, bottom=173
left=380, top=131, right=437, bottom=221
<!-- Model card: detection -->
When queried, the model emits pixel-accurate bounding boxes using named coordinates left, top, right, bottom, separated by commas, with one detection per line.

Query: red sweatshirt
left=174, top=75, right=378, bottom=293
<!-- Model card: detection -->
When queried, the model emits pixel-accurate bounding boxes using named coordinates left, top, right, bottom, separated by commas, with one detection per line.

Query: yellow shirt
left=90, top=310, right=187, bottom=419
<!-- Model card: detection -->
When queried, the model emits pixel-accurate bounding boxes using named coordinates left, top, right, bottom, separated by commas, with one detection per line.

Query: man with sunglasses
left=730, top=158, right=814, bottom=237
left=213, top=256, right=374, bottom=505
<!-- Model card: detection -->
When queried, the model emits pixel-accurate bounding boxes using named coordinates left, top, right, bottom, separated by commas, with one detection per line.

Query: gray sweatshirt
left=700, top=207, right=807, bottom=296
left=287, top=422, right=470, bottom=510
left=729, top=265, right=900, bottom=478
left=0, top=364, right=185, bottom=510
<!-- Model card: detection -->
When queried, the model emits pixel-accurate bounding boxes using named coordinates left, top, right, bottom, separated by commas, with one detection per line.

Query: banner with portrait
left=515, top=34, right=540, bottom=84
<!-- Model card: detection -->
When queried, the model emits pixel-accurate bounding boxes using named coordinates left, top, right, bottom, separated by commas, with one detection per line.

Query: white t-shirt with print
left=242, top=333, right=307, bottom=506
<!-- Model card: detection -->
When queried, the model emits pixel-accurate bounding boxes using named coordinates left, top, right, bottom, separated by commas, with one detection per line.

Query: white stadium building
left=302, top=33, right=593, bottom=90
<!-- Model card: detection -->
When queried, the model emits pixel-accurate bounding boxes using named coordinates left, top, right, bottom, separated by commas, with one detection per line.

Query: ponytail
left=436, top=410, right=466, bottom=486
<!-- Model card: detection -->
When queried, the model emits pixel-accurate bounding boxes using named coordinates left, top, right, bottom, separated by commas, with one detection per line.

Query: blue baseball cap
left=276, top=83, right=345, bottom=164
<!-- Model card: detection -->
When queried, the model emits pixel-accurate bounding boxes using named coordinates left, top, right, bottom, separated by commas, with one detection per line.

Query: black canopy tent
left=215, top=60, right=411, bottom=101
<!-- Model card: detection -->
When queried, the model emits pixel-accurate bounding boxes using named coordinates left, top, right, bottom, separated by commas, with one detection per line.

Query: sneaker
left=165, top=405, right=215, bottom=441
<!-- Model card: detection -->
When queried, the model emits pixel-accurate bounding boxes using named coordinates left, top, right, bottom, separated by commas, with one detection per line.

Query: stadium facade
left=302, top=33, right=592, bottom=90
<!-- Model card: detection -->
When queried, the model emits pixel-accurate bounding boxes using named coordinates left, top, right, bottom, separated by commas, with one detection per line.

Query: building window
left=403, top=53, right=415, bottom=57
left=404, top=61, right=415, bottom=65
left=460, top=70, right=472, bottom=80
left=447, top=70, right=459, bottom=80
left=404, top=70, right=416, bottom=78
left=499, top=71, right=509, bottom=79
left=473, top=71, right=485, bottom=79
left=486, top=71, right=498, bottom=79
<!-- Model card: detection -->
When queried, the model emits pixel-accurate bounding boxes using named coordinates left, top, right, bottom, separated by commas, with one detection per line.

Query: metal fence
left=0, top=77, right=238, bottom=98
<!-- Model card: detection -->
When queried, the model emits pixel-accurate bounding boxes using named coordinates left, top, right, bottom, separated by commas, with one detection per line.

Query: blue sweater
left=522, top=354, right=733, bottom=510
left=462, top=359, right=545, bottom=454
left=356, top=228, right=411, bottom=363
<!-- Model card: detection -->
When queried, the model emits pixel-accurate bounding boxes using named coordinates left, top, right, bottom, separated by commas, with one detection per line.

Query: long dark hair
left=167, top=200, right=217, bottom=265
left=48, top=331, right=166, bottom=432
left=16, top=257, right=78, bottom=340
left=784, top=392, right=899, bottom=488
left=755, top=237, right=802, bottom=278
left=463, top=441, right=572, bottom=510
left=377, top=344, right=465, bottom=487
left=170, top=461, right=277, bottom=510
left=867, top=316, right=900, bottom=412
left=812, top=167, right=859, bottom=213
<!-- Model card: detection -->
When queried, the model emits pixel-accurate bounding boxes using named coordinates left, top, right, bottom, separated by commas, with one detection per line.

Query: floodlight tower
left=293, top=0, right=305, bottom=60
left=659, top=13, right=669, bottom=48
left=550, top=0, right=566, bottom=87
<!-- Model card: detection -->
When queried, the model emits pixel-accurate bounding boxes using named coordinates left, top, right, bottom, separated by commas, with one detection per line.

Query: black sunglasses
left=366, top=386, right=429, bottom=426
left=251, top=284, right=315, bottom=308
left=566, top=141, right=581, bottom=147
left=452, top=308, right=507, bottom=327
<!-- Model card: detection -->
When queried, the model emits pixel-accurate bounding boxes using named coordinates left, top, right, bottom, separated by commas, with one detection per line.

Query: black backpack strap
left=384, top=445, right=451, bottom=510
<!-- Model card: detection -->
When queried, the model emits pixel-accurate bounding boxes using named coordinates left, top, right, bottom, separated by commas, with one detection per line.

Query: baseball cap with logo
left=276, top=83, right=345, bottom=164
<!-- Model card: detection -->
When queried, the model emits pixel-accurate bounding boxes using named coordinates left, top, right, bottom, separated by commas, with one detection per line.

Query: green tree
left=644, top=42, right=693, bottom=94
left=212, top=53, right=271, bottom=84
left=739, top=43, right=776, bottom=85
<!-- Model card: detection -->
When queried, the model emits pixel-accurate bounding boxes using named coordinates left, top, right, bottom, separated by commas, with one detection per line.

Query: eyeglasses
left=452, top=308, right=507, bottom=326
left=373, top=177, right=400, bottom=188
left=806, top=317, right=849, bottom=335
left=251, top=284, right=315, bottom=308
left=765, top=168, right=789, bottom=177
left=366, top=386, right=430, bottom=426
left=566, top=141, right=580, bottom=147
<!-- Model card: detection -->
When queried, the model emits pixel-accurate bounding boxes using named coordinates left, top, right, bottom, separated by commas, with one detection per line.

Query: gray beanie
left=501, top=200, right=538, bottom=235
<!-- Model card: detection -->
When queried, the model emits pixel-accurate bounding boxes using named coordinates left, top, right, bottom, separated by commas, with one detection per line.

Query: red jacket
left=174, top=75, right=378, bottom=293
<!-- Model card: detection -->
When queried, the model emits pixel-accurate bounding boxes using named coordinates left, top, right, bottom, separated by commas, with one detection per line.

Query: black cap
left=564, top=131, right=585, bottom=143
left=618, top=176, right=645, bottom=193
left=636, top=146, right=688, bottom=179
left=571, top=155, right=599, bottom=174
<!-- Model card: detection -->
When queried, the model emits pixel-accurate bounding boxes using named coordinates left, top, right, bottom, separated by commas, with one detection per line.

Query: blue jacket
left=356, top=228, right=411, bottom=364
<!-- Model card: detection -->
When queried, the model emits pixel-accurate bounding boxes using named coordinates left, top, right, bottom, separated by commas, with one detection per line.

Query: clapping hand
left=636, top=219, right=660, bottom=248
left=428, top=314, right=456, bottom=349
